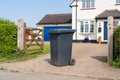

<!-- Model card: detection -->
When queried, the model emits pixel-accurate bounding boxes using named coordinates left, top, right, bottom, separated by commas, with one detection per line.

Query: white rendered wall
left=71, top=0, right=120, bottom=41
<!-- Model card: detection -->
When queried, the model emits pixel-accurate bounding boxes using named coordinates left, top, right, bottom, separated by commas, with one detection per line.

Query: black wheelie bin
left=49, top=29, right=76, bottom=66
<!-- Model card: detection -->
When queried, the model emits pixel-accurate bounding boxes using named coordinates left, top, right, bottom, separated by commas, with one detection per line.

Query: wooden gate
left=17, top=19, right=44, bottom=52
left=25, top=28, right=44, bottom=51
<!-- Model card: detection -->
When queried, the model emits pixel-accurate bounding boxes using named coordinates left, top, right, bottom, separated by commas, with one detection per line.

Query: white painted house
left=70, top=0, right=120, bottom=42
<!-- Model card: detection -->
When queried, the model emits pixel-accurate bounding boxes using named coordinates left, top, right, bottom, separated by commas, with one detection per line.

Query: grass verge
left=0, top=44, right=50, bottom=62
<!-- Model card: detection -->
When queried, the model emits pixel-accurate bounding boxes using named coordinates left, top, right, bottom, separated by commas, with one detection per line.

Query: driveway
left=0, top=43, right=120, bottom=80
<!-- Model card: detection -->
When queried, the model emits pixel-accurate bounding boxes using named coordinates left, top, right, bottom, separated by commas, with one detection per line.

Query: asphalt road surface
left=0, top=71, right=103, bottom=80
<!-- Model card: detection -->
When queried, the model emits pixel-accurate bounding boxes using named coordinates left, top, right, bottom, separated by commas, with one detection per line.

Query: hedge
left=0, top=19, right=17, bottom=57
left=112, top=26, right=120, bottom=68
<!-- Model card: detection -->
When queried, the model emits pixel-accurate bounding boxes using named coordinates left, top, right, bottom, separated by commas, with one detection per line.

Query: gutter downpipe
left=75, top=0, right=78, bottom=41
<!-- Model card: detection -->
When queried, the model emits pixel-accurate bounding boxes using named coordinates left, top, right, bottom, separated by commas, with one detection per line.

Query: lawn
left=0, top=44, right=50, bottom=62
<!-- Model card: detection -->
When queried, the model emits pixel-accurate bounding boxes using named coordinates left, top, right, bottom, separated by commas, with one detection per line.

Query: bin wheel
left=69, top=59, right=75, bottom=66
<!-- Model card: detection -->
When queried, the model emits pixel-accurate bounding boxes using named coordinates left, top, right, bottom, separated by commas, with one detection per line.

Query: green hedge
left=0, top=19, right=17, bottom=57
left=112, top=26, right=120, bottom=68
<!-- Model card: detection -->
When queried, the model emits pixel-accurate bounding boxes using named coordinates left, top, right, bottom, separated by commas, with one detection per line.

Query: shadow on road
left=91, top=56, right=107, bottom=62
left=44, top=58, right=52, bottom=65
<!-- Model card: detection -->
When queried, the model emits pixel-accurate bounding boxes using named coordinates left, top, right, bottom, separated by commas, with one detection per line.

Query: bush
left=0, top=18, right=17, bottom=57
left=111, top=58, right=120, bottom=68
left=113, top=26, right=120, bottom=59
left=112, top=26, right=120, bottom=68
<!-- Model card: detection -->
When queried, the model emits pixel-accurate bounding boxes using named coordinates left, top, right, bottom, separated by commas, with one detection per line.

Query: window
left=82, top=0, right=95, bottom=8
left=80, top=21, right=84, bottom=32
left=116, top=0, right=120, bottom=4
left=86, top=0, right=90, bottom=8
left=91, top=0, right=95, bottom=7
left=116, top=21, right=120, bottom=26
left=113, top=20, right=120, bottom=28
left=85, top=22, right=89, bottom=32
left=80, top=21, right=95, bottom=33
left=90, top=21, right=94, bottom=32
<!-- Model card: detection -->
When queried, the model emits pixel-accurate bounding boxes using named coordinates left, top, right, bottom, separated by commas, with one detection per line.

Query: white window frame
left=116, top=0, right=120, bottom=4
left=80, top=21, right=95, bottom=34
left=82, top=0, right=95, bottom=8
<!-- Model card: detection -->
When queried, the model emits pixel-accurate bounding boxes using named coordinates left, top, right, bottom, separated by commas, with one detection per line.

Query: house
left=37, top=13, right=72, bottom=41
left=70, top=0, right=120, bottom=42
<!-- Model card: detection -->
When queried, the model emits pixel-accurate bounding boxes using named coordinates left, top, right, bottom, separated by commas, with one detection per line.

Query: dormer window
left=82, top=0, right=95, bottom=8
left=116, top=0, right=120, bottom=4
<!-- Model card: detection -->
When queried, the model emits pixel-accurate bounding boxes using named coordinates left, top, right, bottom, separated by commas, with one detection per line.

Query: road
left=0, top=71, right=103, bottom=80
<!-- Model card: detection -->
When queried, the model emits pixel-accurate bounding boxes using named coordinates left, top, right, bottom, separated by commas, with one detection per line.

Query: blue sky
left=0, top=0, right=73, bottom=27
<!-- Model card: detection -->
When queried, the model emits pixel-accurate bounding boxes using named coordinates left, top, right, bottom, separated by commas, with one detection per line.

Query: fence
left=17, top=19, right=44, bottom=52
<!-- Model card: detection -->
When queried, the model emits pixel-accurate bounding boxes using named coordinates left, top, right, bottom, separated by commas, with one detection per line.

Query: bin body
left=49, top=29, right=76, bottom=66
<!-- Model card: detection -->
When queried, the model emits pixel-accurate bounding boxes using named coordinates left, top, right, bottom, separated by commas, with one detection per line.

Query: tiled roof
left=96, top=9, right=120, bottom=19
left=37, top=13, right=72, bottom=25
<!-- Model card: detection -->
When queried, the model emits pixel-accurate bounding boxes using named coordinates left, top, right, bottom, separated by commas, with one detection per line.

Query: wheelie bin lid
left=49, top=29, right=76, bottom=34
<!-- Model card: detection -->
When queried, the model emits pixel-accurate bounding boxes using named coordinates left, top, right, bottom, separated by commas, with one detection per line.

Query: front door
left=104, top=21, right=108, bottom=40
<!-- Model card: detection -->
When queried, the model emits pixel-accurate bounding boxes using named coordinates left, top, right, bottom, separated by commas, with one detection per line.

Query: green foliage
left=0, top=18, right=17, bottom=57
left=111, top=58, right=120, bottom=68
left=0, top=18, right=50, bottom=62
left=113, top=26, right=120, bottom=59
left=112, top=26, right=120, bottom=68
left=13, top=48, right=25, bottom=58
left=0, top=44, right=50, bottom=62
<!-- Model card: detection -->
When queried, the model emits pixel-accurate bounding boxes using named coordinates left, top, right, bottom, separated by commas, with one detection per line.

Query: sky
left=0, top=0, right=73, bottom=27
